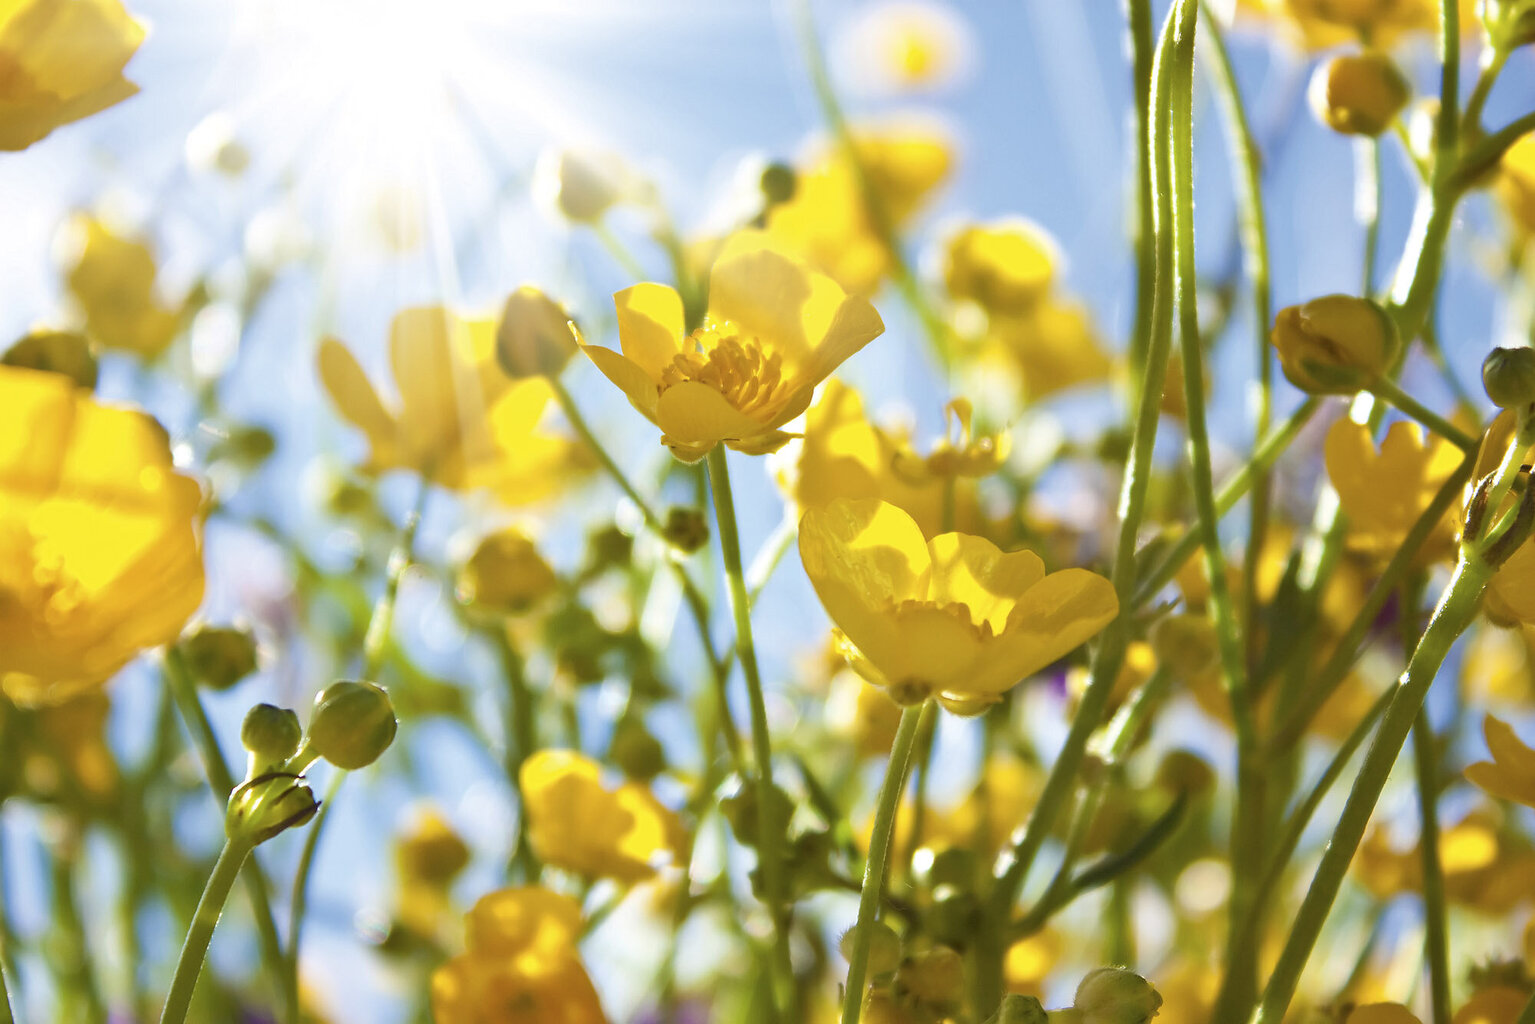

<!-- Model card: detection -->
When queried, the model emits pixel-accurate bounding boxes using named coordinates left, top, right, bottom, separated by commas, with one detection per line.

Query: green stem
left=839, top=704, right=926, bottom=1024
left=1437, top=0, right=1461, bottom=159
left=1453, top=109, right=1535, bottom=189
left=362, top=478, right=428, bottom=680
left=159, top=839, right=253, bottom=1024
left=49, top=830, right=106, bottom=1024
left=1368, top=376, right=1477, bottom=451
left=593, top=222, right=649, bottom=281
left=1127, top=0, right=1157, bottom=379
left=1413, top=708, right=1451, bottom=1024
left=705, top=445, right=792, bottom=1021
left=1461, top=48, right=1508, bottom=140
left=285, top=772, right=342, bottom=1024
left=495, top=630, right=542, bottom=882
left=1249, top=557, right=1493, bottom=1023
left=1518, top=987, right=1535, bottom=1024
left=1359, top=136, right=1383, bottom=296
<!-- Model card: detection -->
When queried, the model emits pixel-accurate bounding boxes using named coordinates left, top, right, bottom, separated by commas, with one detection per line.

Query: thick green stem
left=705, top=445, right=792, bottom=1021
left=1249, top=558, right=1492, bottom=1023
left=839, top=704, right=926, bottom=1024
left=159, top=839, right=253, bottom=1024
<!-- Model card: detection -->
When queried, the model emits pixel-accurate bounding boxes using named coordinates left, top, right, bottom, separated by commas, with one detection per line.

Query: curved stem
left=839, top=704, right=926, bottom=1024
left=159, top=839, right=253, bottom=1024
left=705, top=445, right=792, bottom=1021
left=1368, top=376, right=1477, bottom=451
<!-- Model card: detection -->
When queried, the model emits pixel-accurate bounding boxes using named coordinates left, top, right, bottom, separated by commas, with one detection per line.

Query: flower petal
left=655, top=380, right=776, bottom=449
left=614, top=283, right=684, bottom=379
left=799, top=498, right=932, bottom=609
left=1485, top=715, right=1535, bottom=785
left=582, top=343, right=660, bottom=423
left=925, top=533, right=1045, bottom=634
left=964, top=568, right=1118, bottom=695
left=317, top=338, right=397, bottom=447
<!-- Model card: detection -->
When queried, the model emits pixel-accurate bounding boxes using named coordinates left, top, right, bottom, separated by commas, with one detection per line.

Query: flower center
left=658, top=323, right=789, bottom=420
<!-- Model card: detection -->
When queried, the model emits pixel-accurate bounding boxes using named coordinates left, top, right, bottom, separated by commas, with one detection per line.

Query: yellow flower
left=942, top=220, right=1057, bottom=314
left=780, top=379, right=986, bottom=538
left=318, top=305, right=591, bottom=498
left=1233, top=0, right=1449, bottom=49
left=798, top=498, right=1117, bottom=708
left=64, top=215, right=183, bottom=358
left=1004, top=929, right=1059, bottom=997
left=0, top=0, right=144, bottom=151
left=1454, top=987, right=1528, bottom=1024
left=1467, top=715, right=1535, bottom=807
left=518, top=749, right=684, bottom=883
left=394, top=807, right=470, bottom=941
left=1309, top=50, right=1411, bottom=137
left=0, top=365, right=204, bottom=706
left=979, top=298, right=1115, bottom=403
left=431, top=886, right=607, bottom=1024
left=1271, top=294, right=1397, bottom=395
left=764, top=126, right=952, bottom=296
left=582, top=235, right=884, bottom=463
left=1498, top=132, right=1535, bottom=238
left=456, top=529, right=558, bottom=615
left=1323, top=418, right=1461, bottom=561
left=843, top=1, right=971, bottom=95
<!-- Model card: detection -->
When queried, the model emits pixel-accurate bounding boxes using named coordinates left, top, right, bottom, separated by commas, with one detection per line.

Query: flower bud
left=1154, top=749, right=1215, bottom=798
left=1483, top=347, right=1535, bottom=408
left=760, top=162, right=797, bottom=207
left=1073, top=968, right=1162, bottom=1024
left=661, top=506, right=710, bottom=553
left=943, top=221, right=1057, bottom=314
left=533, top=148, right=625, bottom=223
left=1149, top=614, right=1219, bottom=682
left=307, top=681, right=398, bottom=770
left=719, top=778, right=793, bottom=849
left=396, top=810, right=471, bottom=887
left=181, top=625, right=260, bottom=691
left=1271, top=294, right=1397, bottom=395
left=1481, top=0, right=1535, bottom=50
left=456, top=528, right=558, bottom=615
left=241, top=703, right=302, bottom=768
left=985, top=996, right=1051, bottom=1024
left=496, top=286, right=577, bottom=379
left=609, top=717, right=667, bottom=780
left=840, top=920, right=903, bottom=975
left=1309, top=51, right=1411, bottom=137
left=226, top=771, right=318, bottom=845
left=2, top=330, right=97, bottom=390
left=897, top=946, right=965, bottom=1011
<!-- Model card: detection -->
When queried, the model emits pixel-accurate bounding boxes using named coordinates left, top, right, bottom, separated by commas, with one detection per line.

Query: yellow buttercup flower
left=0, top=365, right=204, bottom=706
left=1454, top=987, right=1527, bottom=1024
left=0, top=0, right=144, bottom=151
left=1232, top=0, right=1453, bottom=49
left=432, top=886, right=607, bottom=1024
left=1497, top=131, right=1535, bottom=238
left=394, top=807, right=470, bottom=942
left=63, top=215, right=183, bottom=358
left=1271, top=294, right=1397, bottom=395
left=582, top=235, right=884, bottom=463
left=764, top=126, right=952, bottom=296
left=1323, top=418, right=1461, bottom=561
left=1466, top=715, right=1535, bottom=807
left=942, top=220, right=1057, bottom=314
left=318, top=305, right=591, bottom=499
left=843, top=1, right=972, bottom=95
left=988, top=298, right=1115, bottom=402
left=798, top=498, right=1117, bottom=708
left=518, top=749, right=685, bottom=883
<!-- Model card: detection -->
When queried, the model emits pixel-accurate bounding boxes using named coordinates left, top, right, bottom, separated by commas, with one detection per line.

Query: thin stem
left=1359, top=136, right=1383, bottom=296
left=839, top=704, right=926, bottom=1024
left=159, top=839, right=253, bottom=1024
left=495, top=629, right=542, bottom=882
left=1249, top=557, right=1493, bottom=1023
left=285, top=773, right=341, bottom=1024
left=1368, top=376, right=1477, bottom=451
left=1436, top=0, right=1461, bottom=159
left=705, top=445, right=792, bottom=1021
left=1413, top=709, right=1451, bottom=1024
left=593, top=222, right=649, bottom=281
left=362, top=478, right=428, bottom=680
left=49, top=830, right=106, bottom=1024
left=1127, top=0, right=1158, bottom=379
left=1461, top=48, right=1508, bottom=139
left=1453, top=109, right=1535, bottom=189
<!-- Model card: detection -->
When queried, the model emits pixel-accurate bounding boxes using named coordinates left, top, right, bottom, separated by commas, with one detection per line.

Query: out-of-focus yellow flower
left=799, top=498, right=1117, bottom=708
left=582, top=235, right=884, bottom=463
left=1355, top=809, right=1535, bottom=912
left=942, top=220, right=1057, bottom=314
left=432, top=886, right=607, bottom=1024
left=1467, top=716, right=1535, bottom=807
left=1004, top=928, right=1059, bottom=997
left=1323, top=418, right=1461, bottom=561
left=1, top=690, right=118, bottom=804
left=827, top=668, right=906, bottom=757
left=1309, top=50, right=1411, bottom=137
left=889, top=397, right=1010, bottom=482
left=0, top=0, right=144, bottom=151
left=318, top=306, right=591, bottom=499
left=395, top=807, right=471, bottom=942
left=986, top=299, right=1115, bottom=403
left=1462, top=623, right=1535, bottom=703
left=779, top=379, right=986, bottom=538
left=1347, top=1006, right=1421, bottom=1024
left=1454, top=987, right=1528, bottom=1024
left=842, top=1, right=972, bottom=95
left=1232, top=0, right=1453, bottom=49
left=1472, top=410, right=1535, bottom=625
left=64, top=215, right=183, bottom=357
left=456, top=529, right=558, bottom=615
left=0, top=365, right=204, bottom=706
left=764, top=126, right=952, bottom=296
left=1498, top=132, right=1535, bottom=238
left=519, top=749, right=685, bottom=883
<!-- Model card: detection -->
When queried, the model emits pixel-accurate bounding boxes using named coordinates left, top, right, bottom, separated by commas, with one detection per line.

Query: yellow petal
left=318, top=337, right=398, bottom=455
left=964, top=568, right=1118, bottom=695
left=799, top=498, right=932, bottom=608
left=925, top=533, right=1045, bottom=634
left=614, top=283, right=684, bottom=379
left=582, top=343, right=660, bottom=423
left=388, top=306, right=485, bottom=449
left=1484, top=715, right=1535, bottom=789
left=654, top=380, right=775, bottom=449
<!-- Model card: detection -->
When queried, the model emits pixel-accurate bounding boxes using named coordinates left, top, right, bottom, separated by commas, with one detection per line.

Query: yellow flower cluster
left=431, top=886, right=606, bottom=1024
left=0, top=365, right=204, bottom=705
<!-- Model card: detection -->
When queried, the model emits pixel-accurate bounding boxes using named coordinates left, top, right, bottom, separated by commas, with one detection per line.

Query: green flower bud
left=897, top=946, right=965, bottom=1012
left=840, top=920, right=903, bottom=976
left=760, top=162, right=797, bottom=207
left=181, top=625, right=260, bottom=691
left=307, top=681, right=397, bottom=770
left=226, top=771, right=318, bottom=845
left=2, top=330, right=97, bottom=389
left=719, top=778, right=793, bottom=849
left=1149, top=614, right=1219, bottom=682
left=925, top=847, right=978, bottom=890
left=661, top=506, right=710, bottom=553
left=1073, top=968, right=1163, bottom=1024
left=925, top=885, right=981, bottom=946
left=213, top=424, right=277, bottom=468
left=241, top=703, right=302, bottom=768
left=1309, top=51, right=1411, bottom=137
left=457, top=528, right=558, bottom=615
left=586, top=524, right=634, bottom=573
left=1482, top=346, right=1535, bottom=408
left=1154, top=749, right=1215, bottom=798
left=609, top=717, right=667, bottom=780
left=1271, top=294, right=1397, bottom=395
left=495, top=285, right=578, bottom=379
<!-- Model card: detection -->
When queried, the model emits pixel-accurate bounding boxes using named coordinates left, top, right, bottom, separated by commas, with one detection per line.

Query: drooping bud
left=1149, top=614, right=1219, bottom=682
left=307, top=681, right=398, bottom=770
left=1482, top=347, right=1535, bottom=408
left=495, top=286, right=577, bottom=379
left=760, top=162, right=797, bottom=207
left=1309, top=51, right=1411, bottom=137
left=241, top=703, right=302, bottom=769
left=456, top=528, right=558, bottom=615
left=839, top=920, right=903, bottom=976
left=985, top=995, right=1051, bottom=1024
left=2, top=330, right=98, bottom=389
left=608, top=717, right=667, bottom=780
left=181, top=625, right=260, bottom=691
left=1271, top=294, right=1397, bottom=395
left=896, top=946, right=965, bottom=1012
left=1072, top=968, right=1162, bottom=1024
left=661, top=506, right=710, bottom=553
